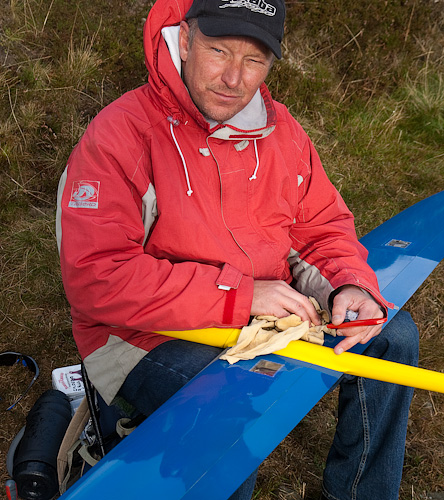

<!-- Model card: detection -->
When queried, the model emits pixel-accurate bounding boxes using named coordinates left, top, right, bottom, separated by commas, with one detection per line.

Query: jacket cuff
left=216, top=263, right=243, bottom=290
left=216, top=264, right=253, bottom=326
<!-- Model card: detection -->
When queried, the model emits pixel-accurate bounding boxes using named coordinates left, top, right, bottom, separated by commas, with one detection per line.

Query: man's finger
left=360, top=325, right=382, bottom=344
left=334, top=334, right=365, bottom=355
left=334, top=325, right=381, bottom=354
left=251, top=280, right=321, bottom=325
left=280, top=291, right=321, bottom=325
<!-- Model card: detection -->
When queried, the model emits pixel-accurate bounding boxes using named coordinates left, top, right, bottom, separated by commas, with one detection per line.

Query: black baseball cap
left=186, top=0, right=285, bottom=59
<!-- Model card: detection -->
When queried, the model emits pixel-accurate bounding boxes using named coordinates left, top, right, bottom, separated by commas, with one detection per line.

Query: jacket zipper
left=206, top=136, right=256, bottom=278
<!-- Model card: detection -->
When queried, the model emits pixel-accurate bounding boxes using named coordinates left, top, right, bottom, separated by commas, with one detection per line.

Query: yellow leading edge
left=156, top=327, right=444, bottom=394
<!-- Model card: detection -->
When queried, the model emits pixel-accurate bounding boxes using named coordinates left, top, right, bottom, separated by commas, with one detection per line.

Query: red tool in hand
left=327, top=317, right=387, bottom=329
left=327, top=310, right=387, bottom=329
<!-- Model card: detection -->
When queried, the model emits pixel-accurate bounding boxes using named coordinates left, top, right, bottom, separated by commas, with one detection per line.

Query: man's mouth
left=212, top=90, right=243, bottom=102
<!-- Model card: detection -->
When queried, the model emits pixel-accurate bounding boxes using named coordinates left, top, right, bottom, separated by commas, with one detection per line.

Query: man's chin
left=191, top=94, right=245, bottom=124
left=203, top=109, right=239, bottom=124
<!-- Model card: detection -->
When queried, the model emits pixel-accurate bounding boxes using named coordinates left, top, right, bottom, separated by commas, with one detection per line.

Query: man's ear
left=178, top=21, right=190, bottom=62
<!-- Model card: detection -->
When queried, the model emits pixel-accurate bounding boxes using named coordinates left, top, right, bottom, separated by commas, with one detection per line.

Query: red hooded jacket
left=57, top=0, right=389, bottom=403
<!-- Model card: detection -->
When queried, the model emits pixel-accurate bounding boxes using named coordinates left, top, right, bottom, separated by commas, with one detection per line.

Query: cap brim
left=197, top=17, right=282, bottom=59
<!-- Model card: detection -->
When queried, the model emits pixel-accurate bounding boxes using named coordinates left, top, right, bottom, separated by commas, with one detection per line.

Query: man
left=56, top=0, right=419, bottom=498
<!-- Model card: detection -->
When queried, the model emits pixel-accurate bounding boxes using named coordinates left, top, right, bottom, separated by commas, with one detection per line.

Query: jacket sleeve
left=57, top=108, right=253, bottom=333
left=288, top=134, right=390, bottom=313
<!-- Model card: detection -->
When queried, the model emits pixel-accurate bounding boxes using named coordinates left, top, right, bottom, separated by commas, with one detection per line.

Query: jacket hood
left=143, top=0, right=194, bottom=123
left=143, top=0, right=277, bottom=135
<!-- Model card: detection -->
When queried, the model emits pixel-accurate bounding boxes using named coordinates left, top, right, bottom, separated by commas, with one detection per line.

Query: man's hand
left=251, top=280, right=321, bottom=326
left=330, top=285, right=384, bottom=355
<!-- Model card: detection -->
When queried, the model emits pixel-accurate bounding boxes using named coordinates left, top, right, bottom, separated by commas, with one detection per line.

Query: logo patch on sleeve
left=69, top=181, right=100, bottom=209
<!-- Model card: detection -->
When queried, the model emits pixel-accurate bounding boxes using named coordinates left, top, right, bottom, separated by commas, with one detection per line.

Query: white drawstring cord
left=249, top=139, right=259, bottom=181
left=169, top=121, right=193, bottom=196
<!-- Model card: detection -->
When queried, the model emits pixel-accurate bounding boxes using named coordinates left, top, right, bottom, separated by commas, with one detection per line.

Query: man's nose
left=221, top=62, right=242, bottom=89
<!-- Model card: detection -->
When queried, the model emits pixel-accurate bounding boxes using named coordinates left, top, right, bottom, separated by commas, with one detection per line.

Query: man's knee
left=366, top=310, right=419, bottom=366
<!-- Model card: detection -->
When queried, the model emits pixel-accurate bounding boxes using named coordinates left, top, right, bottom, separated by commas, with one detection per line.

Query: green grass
left=1, top=0, right=443, bottom=498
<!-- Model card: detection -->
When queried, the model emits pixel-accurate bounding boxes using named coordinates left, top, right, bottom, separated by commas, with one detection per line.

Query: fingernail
left=332, top=315, right=342, bottom=323
left=336, top=347, right=344, bottom=355
left=336, top=331, right=343, bottom=336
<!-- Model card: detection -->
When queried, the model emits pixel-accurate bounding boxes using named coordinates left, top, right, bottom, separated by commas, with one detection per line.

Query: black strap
left=81, top=363, right=106, bottom=458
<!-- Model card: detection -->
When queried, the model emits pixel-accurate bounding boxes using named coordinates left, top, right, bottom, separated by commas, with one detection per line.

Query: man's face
left=179, top=21, right=274, bottom=124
